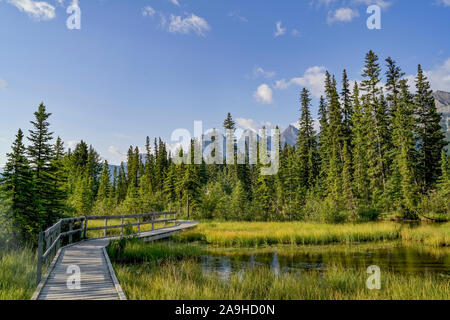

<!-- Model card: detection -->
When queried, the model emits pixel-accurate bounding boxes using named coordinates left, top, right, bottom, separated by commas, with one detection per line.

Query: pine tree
left=0, top=129, right=37, bottom=242
left=325, top=74, right=344, bottom=200
left=414, top=64, right=447, bottom=189
left=361, top=51, right=389, bottom=200
left=48, top=137, right=67, bottom=219
left=317, top=95, right=329, bottom=192
left=391, top=80, right=419, bottom=218
left=27, top=103, right=59, bottom=227
left=342, top=143, right=355, bottom=210
left=351, top=82, right=369, bottom=201
left=385, top=57, right=405, bottom=119
left=223, top=112, right=236, bottom=131
left=296, top=88, right=319, bottom=189
left=341, top=69, right=353, bottom=145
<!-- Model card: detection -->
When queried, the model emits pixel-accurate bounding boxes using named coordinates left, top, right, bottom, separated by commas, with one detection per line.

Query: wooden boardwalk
left=32, top=221, right=197, bottom=300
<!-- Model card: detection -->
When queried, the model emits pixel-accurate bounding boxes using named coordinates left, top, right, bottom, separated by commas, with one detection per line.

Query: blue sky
left=1, top=0, right=450, bottom=166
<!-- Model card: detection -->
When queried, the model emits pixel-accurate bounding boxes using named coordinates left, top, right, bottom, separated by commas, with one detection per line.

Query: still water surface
left=200, top=243, right=450, bottom=279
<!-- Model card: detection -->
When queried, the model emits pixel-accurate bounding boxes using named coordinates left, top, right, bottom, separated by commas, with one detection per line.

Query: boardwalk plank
left=35, top=221, right=197, bottom=300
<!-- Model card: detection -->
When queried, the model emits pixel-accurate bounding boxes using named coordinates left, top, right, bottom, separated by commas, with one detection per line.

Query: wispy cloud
left=142, top=6, right=156, bottom=17
left=7, top=0, right=56, bottom=21
left=274, top=21, right=286, bottom=37
left=228, top=11, right=248, bottom=22
left=108, top=146, right=127, bottom=163
left=253, top=84, right=274, bottom=104
left=275, top=66, right=327, bottom=98
left=170, top=0, right=180, bottom=7
left=236, top=118, right=274, bottom=133
left=327, top=7, right=360, bottom=24
left=437, top=0, right=450, bottom=6
left=168, top=13, right=210, bottom=36
left=250, top=66, right=276, bottom=79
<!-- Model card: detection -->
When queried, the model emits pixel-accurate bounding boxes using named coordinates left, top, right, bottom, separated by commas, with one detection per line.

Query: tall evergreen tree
left=385, top=57, right=405, bottom=118
left=414, top=64, right=447, bottom=189
left=351, top=82, right=369, bottom=201
left=296, top=88, right=319, bottom=189
left=341, top=69, right=353, bottom=145
left=27, top=103, right=61, bottom=226
left=1, top=129, right=37, bottom=242
left=391, top=80, right=419, bottom=217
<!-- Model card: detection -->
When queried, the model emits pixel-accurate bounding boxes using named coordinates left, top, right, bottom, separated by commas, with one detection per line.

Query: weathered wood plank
left=34, top=221, right=198, bottom=300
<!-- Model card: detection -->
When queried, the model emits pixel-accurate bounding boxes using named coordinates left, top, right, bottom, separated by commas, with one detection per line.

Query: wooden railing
left=36, top=212, right=177, bottom=285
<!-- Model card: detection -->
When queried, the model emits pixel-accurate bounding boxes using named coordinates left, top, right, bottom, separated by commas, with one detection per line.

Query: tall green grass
left=114, top=259, right=450, bottom=300
left=174, top=222, right=450, bottom=247
left=401, top=223, right=450, bottom=247
left=174, top=222, right=402, bottom=247
left=0, top=248, right=37, bottom=300
left=107, top=238, right=204, bottom=264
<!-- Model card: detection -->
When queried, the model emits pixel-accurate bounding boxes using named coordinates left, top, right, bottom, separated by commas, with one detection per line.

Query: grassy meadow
left=0, top=247, right=37, bottom=300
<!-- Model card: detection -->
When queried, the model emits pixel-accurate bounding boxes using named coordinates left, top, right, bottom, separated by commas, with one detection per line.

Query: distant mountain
left=433, top=90, right=450, bottom=145
left=280, top=125, right=298, bottom=147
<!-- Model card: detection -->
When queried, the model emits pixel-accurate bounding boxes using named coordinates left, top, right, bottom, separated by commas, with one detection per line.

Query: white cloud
left=274, top=21, right=286, bottom=37
left=168, top=13, right=210, bottom=36
left=65, top=140, right=79, bottom=150
left=252, top=66, right=275, bottom=79
left=7, top=0, right=56, bottom=21
left=253, top=84, right=274, bottom=104
left=0, top=78, right=8, bottom=89
left=437, top=0, right=450, bottom=6
left=236, top=118, right=274, bottom=133
left=421, top=59, right=450, bottom=92
left=228, top=11, right=248, bottom=22
left=142, top=6, right=156, bottom=17
left=170, top=0, right=180, bottom=6
left=327, top=7, right=359, bottom=24
left=275, top=66, right=327, bottom=98
left=108, top=146, right=127, bottom=163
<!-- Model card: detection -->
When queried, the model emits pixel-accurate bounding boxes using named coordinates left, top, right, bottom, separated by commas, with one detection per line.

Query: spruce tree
left=361, top=51, right=389, bottom=200
left=341, top=69, right=353, bottom=145
left=385, top=57, right=405, bottom=118
left=296, top=88, right=319, bottom=189
left=391, top=80, right=419, bottom=218
left=27, top=103, right=59, bottom=226
left=1, top=129, right=37, bottom=242
left=351, top=82, right=369, bottom=201
left=414, top=64, right=447, bottom=189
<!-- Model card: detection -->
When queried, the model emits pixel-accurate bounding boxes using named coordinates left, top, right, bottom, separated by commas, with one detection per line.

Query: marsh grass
left=401, top=223, right=450, bottom=247
left=107, top=238, right=204, bottom=264
left=174, top=222, right=450, bottom=247
left=0, top=247, right=37, bottom=300
left=174, top=222, right=402, bottom=247
left=114, top=259, right=450, bottom=300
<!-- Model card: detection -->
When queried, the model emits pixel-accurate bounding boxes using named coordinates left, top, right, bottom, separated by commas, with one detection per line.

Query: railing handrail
left=36, top=211, right=178, bottom=286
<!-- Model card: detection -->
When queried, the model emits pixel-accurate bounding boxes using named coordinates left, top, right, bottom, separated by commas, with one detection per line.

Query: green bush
left=357, top=206, right=381, bottom=222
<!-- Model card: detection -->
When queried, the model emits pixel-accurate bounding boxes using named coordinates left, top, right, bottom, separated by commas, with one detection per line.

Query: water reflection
left=200, top=244, right=450, bottom=279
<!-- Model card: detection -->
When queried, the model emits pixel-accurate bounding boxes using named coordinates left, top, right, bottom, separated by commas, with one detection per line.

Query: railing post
left=152, top=214, right=154, bottom=230
left=69, top=221, right=73, bottom=244
left=83, top=217, right=88, bottom=239
left=104, top=218, right=107, bottom=237
left=164, top=213, right=167, bottom=227
left=137, top=216, right=140, bottom=234
left=121, top=217, right=124, bottom=236
left=36, top=231, right=44, bottom=286
left=56, top=221, right=61, bottom=252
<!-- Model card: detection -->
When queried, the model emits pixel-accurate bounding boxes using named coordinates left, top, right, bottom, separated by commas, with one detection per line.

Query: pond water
left=200, top=244, right=450, bottom=280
